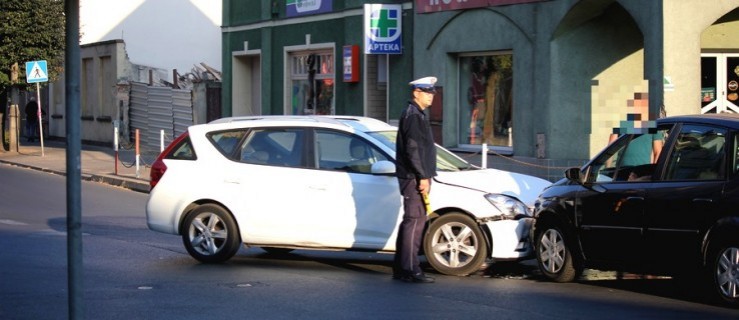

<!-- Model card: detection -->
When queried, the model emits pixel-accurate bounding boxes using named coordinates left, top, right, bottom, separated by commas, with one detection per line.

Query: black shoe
left=401, top=273, right=434, bottom=283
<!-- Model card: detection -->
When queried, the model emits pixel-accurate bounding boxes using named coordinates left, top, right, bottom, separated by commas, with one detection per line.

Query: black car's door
left=643, top=124, right=728, bottom=269
left=576, top=132, right=668, bottom=263
left=577, top=182, right=648, bottom=262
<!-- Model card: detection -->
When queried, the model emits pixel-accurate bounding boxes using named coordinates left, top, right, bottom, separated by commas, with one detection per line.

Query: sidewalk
left=0, top=138, right=152, bottom=193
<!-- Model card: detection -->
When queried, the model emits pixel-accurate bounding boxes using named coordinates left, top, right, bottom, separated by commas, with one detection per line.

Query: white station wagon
left=146, top=116, right=551, bottom=276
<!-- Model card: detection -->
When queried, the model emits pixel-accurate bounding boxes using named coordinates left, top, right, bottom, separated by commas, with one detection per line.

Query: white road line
left=0, top=219, right=28, bottom=226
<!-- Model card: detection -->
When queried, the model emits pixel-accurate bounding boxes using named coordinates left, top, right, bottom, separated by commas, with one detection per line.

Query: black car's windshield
left=368, top=131, right=474, bottom=172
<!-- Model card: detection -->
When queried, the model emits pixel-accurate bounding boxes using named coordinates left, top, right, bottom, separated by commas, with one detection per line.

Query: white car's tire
left=424, top=213, right=488, bottom=276
left=182, top=204, right=241, bottom=263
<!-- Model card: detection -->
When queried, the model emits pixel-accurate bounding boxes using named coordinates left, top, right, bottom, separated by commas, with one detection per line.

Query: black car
left=532, top=113, right=739, bottom=307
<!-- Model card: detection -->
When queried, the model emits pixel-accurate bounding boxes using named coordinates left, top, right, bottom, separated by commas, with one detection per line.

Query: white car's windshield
left=368, top=131, right=474, bottom=172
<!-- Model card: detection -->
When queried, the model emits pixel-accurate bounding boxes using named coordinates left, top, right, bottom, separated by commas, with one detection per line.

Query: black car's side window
left=587, top=126, right=670, bottom=183
left=664, top=124, right=727, bottom=181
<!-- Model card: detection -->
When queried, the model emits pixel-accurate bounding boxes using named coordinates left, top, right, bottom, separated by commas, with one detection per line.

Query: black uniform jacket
left=395, top=101, right=437, bottom=180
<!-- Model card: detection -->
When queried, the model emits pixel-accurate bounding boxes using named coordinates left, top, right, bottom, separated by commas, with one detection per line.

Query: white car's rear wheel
left=182, top=204, right=241, bottom=263
left=424, top=213, right=488, bottom=276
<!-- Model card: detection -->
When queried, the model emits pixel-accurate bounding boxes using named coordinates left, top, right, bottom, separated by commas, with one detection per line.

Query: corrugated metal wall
left=129, top=82, right=193, bottom=150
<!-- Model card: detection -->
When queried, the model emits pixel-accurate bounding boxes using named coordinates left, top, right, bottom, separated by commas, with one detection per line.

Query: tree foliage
left=0, top=0, right=65, bottom=95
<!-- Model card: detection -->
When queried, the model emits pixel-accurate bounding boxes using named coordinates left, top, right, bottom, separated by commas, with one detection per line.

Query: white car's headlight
left=485, top=194, right=531, bottom=220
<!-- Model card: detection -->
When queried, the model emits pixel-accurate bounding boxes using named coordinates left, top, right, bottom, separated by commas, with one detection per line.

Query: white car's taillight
left=149, top=132, right=189, bottom=189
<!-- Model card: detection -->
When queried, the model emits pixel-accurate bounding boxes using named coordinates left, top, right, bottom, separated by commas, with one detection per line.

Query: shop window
left=289, top=51, right=334, bottom=115
left=458, top=54, right=513, bottom=148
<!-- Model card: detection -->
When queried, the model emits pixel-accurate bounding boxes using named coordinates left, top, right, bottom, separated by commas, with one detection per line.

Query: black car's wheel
left=423, top=213, right=488, bottom=276
left=535, top=225, right=579, bottom=282
left=181, top=204, right=241, bottom=263
left=710, top=242, right=739, bottom=307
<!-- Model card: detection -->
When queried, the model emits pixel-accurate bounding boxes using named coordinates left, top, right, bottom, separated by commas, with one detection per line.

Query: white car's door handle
left=224, top=178, right=240, bottom=184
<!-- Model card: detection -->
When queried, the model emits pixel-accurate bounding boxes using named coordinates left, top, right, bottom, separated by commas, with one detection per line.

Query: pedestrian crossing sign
left=25, top=60, right=48, bottom=83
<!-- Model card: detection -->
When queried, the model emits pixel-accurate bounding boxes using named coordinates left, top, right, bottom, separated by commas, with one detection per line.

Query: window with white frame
left=289, top=51, right=335, bottom=115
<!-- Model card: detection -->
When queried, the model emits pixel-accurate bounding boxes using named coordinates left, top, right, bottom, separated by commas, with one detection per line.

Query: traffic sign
left=26, top=60, right=49, bottom=83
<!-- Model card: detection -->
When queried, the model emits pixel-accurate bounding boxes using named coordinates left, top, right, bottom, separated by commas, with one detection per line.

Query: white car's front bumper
left=483, top=217, right=534, bottom=260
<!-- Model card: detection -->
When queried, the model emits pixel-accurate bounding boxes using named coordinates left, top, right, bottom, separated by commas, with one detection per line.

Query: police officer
left=393, top=76, right=437, bottom=283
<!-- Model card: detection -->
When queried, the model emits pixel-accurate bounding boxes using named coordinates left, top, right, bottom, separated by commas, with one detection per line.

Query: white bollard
left=160, top=129, right=164, bottom=152
left=481, top=143, right=487, bottom=169
left=135, top=129, right=140, bottom=178
left=114, top=126, right=119, bottom=175
left=508, top=127, right=513, bottom=147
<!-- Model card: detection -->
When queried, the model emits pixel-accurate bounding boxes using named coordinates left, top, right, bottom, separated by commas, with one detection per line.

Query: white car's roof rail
left=208, top=115, right=395, bottom=131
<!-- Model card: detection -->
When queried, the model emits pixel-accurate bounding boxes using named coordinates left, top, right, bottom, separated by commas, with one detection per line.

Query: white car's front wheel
left=182, top=204, right=241, bottom=263
left=424, top=213, right=488, bottom=276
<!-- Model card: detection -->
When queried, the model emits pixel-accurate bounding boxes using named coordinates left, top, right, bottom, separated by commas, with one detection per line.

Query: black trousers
left=394, top=177, right=428, bottom=275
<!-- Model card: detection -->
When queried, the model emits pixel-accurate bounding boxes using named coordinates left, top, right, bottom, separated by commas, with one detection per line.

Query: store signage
left=364, top=4, right=402, bottom=54
left=343, top=45, right=360, bottom=82
left=287, top=0, right=333, bottom=17
left=415, top=0, right=548, bottom=13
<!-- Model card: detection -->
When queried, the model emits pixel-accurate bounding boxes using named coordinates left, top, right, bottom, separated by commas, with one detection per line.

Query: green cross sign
left=370, top=9, right=398, bottom=39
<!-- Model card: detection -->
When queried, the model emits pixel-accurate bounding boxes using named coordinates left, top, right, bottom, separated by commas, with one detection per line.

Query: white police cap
left=409, top=76, right=437, bottom=90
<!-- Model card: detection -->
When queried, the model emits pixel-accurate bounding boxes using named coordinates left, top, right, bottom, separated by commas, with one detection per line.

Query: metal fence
left=129, top=82, right=193, bottom=151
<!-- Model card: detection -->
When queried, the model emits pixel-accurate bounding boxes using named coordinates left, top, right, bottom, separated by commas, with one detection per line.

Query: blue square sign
left=26, top=60, right=49, bottom=83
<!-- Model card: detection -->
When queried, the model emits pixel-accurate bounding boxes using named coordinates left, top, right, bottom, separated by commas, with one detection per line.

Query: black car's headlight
left=485, top=194, right=531, bottom=220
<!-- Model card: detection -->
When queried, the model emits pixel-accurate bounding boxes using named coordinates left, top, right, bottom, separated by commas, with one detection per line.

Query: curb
left=0, top=159, right=150, bottom=194
left=89, top=174, right=150, bottom=193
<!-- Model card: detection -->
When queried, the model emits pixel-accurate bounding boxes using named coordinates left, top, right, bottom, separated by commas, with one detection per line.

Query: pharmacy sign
left=364, top=4, right=402, bottom=54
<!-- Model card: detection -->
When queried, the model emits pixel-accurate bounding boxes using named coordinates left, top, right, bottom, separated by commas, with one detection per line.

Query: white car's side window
left=239, top=128, right=305, bottom=167
left=209, top=130, right=247, bottom=157
left=315, top=130, right=388, bottom=173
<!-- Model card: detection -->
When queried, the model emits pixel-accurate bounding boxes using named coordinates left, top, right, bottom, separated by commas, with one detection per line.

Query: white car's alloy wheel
left=424, top=213, right=487, bottom=276
left=181, top=204, right=241, bottom=263
left=188, top=212, right=228, bottom=256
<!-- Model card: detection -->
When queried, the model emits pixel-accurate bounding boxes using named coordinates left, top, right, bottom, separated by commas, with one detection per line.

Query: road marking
left=0, top=219, right=28, bottom=226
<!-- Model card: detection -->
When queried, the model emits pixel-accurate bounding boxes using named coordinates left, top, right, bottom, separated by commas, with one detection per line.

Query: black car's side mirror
left=564, top=167, right=582, bottom=182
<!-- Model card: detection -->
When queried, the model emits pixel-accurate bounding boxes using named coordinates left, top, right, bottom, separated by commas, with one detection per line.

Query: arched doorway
left=550, top=1, right=645, bottom=159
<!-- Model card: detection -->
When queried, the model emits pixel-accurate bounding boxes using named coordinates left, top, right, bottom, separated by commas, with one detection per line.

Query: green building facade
left=222, top=0, right=739, bottom=180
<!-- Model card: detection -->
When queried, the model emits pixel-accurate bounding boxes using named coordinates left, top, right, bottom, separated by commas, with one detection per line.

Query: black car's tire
left=535, top=225, right=579, bottom=282
left=181, top=204, right=241, bottom=263
left=709, top=241, right=739, bottom=307
left=423, top=213, right=488, bottom=276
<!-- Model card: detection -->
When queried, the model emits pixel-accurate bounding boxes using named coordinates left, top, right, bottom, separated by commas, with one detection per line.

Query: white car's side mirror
left=371, top=160, right=396, bottom=175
